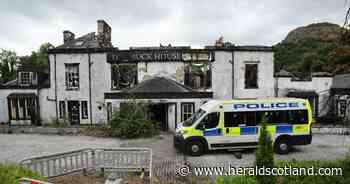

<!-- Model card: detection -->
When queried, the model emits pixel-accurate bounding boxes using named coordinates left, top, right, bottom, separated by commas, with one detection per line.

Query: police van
left=174, top=98, right=313, bottom=156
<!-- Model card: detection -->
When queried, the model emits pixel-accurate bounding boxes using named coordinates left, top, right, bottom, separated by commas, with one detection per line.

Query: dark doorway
left=149, top=103, right=168, bottom=131
left=68, top=101, right=80, bottom=125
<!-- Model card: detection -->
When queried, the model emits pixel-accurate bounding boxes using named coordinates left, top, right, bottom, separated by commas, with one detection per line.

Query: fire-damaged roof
left=55, top=32, right=100, bottom=49
left=127, top=77, right=193, bottom=93
left=105, top=77, right=212, bottom=99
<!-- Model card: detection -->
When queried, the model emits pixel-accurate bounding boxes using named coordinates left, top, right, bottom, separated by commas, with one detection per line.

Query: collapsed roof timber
left=0, top=20, right=349, bottom=130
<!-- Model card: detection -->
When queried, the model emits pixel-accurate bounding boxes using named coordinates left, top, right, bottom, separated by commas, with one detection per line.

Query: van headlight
left=181, top=130, right=188, bottom=135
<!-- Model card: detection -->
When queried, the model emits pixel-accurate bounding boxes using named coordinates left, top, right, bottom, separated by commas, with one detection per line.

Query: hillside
left=283, top=22, right=342, bottom=44
left=274, top=22, right=350, bottom=76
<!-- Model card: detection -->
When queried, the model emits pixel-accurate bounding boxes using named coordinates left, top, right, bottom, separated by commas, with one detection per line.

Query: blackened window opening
left=245, top=64, right=258, bottom=89
left=111, top=64, right=137, bottom=90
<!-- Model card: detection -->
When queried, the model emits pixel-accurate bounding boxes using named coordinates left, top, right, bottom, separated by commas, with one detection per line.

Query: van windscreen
left=183, top=109, right=206, bottom=127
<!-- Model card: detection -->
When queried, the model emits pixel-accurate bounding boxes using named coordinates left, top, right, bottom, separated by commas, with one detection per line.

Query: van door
left=222, top=111, right=259, bottom=148
left=197, top=112, right=223, bottom=149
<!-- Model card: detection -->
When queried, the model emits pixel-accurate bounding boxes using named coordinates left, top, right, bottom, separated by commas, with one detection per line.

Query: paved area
left=0, top=134, right=125, bottom=163
left=0, top=133, right=349, bottom=168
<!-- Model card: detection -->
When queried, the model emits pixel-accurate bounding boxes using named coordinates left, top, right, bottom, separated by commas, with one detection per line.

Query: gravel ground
left=121, top=133, right=350, bottom=168
left=0, top=133, right=349, bottom=168
left=0, top=134, right=125, bottom=164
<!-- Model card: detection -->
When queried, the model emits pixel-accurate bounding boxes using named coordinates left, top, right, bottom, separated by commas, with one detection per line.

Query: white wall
left=212, top=51, right=233, bottom=99
left=91, top=53, right=110, bottom=124
left=276, top=77, right=333, bottom=116
left=233, top=51, right=275, bottom=98
left=38, top=88, right=56, bottom=124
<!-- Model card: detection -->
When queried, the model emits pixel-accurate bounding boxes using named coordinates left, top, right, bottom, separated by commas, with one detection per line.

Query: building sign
left=107, top=48, right=213, bottom=63
left=132, top=50, right=182, bottom=61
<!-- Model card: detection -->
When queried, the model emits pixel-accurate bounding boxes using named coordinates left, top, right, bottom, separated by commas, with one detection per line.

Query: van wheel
left=274, top=137, right=291, bottom=154
left=186, top=140, right=204, bottom=156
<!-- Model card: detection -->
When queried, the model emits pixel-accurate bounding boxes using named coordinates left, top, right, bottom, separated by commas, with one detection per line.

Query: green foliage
left=216, top=176, right=256, bottom=184
left=19, top=42, right=53, bottom=72
left=46, top=116, right=70, bottom=127
left=274, top=39, right=338, bottom=77
left=216, top=155, right=350, bottom=184
left=0, top=49, right=18, bottom=83
left=255, top=121, right=275, bottom=184
left=108, top=101, right=159, bottom=139
left=81, top=125, right=111, bottom=137
left=0, top=164, right=46, bottom=184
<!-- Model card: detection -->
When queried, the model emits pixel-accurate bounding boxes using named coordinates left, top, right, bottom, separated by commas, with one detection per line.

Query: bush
left=0, top=164, right=46, bottom=184
left=81, top=125, right=111, bottom=137
left=255, top=121, right=275, bottom=184
left=46, top=117, right=70, bottom=128
left=216, top=155, right=350, bottom=184
left=108, top=101, right=159, bottom=138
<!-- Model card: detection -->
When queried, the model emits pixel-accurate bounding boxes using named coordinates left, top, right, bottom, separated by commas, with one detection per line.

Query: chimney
left=97, top=20, right=112, bottom=47
left=63, top=30, right=75, bottom=44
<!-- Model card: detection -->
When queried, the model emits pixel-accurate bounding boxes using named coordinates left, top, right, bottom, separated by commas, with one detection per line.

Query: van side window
left=202, top=112, right=220, bottom=129
left=289, top=110, right=308, bottom=124
left=224, top=112, right=257, bottom=127
left=224, top=112, right=241, bottom=127
left=244, top=111, right=257, bottom=126
left=256, top=110, right=308, bottom=125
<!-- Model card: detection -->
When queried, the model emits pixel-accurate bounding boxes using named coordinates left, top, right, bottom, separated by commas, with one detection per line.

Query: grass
left=216, top=155, right=350, bottom=184
left=0, top=164, right=46, bottom=184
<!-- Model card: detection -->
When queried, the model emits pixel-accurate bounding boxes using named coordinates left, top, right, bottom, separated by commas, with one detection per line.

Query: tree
left=326, top=45, right=350, bottom=74
left=19, top=43, right=53, bottom=72
left=255, top=119, right=275, bottom=184
left=0, top=49, right=18, bottom=83
left=108, top=101, right=159, bottom=138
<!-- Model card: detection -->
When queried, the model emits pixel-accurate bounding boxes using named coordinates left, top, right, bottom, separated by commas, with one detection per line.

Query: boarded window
left=184, top=62, right=211, bottom=89
left=181, top=103, right=194, bottom=121
left=245, top=64, right=258, bottom=89
left=81, top=101, right=88, bottom=119
left=65, top=64, right=79, bottom=89
left=59, top=101, right=66, bottom=118
left=111, top=64, right=137, bottom=90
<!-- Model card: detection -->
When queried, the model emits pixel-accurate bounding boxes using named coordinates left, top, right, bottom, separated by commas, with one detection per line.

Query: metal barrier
left=20, top=148, right=152, bottom=181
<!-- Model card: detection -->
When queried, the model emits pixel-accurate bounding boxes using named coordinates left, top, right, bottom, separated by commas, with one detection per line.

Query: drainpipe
left=54, top=54, right=58, bottom=122
left=88, top=53, right=92, bottom=125
left=231, top=50, right=235, bottom=98
left=36, top=80, right=41, bottom=126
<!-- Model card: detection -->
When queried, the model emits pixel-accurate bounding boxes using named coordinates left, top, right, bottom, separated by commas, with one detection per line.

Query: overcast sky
left=0, top=0, right=347, bottom=55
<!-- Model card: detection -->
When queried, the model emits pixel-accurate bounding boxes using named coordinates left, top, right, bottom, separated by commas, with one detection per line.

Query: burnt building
left=0, top=20, right=339, bottom=130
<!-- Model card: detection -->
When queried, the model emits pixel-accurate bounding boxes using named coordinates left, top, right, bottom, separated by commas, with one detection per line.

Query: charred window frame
left=111, top=64, right=137, bottom=90
left=244, top=64, right=258, bottom=89
left=59, top=101, right=66, bottom=119
left=81, top=101, right=88, bottom=119
left=19, top=72, right=31, bottom=86
left=65, top=63, right=80, bottom=90
left=184, top=61, right=212, bottom=89
left=337, top=100, right=347, bottom=117
left=181, top=102, right=195, bottom=121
